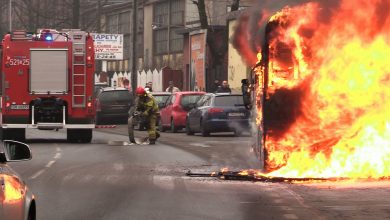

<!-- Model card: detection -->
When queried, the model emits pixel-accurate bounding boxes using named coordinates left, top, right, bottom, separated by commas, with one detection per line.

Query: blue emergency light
left=44, top=33, right=53, bottom=41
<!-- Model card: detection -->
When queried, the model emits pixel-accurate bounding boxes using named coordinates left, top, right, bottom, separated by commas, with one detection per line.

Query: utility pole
left=131, top=0, right=138, bottom=93
left=72, top=0, right=80, bottom=29
left=97, top=0, right=102, bottom=33
left=9, top=0, right=12, bottom=32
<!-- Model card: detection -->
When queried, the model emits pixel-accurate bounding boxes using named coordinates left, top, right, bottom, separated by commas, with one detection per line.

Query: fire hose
left=128, top=110, right=142, bottom=143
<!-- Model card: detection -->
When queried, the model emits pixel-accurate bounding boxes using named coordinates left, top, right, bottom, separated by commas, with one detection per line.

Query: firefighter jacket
left=136, top=94, right=159, bottom=117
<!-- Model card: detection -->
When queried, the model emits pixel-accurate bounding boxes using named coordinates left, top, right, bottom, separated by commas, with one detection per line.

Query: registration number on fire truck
left=9, top=58, right=30, bottom=66
left=10, top=104, right=29, bottom=110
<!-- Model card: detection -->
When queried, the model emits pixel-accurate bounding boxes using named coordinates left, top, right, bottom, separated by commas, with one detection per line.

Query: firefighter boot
left=156, top=132, right=160, bottom=140
left=129, top=138, right=136, bottom=144
left=149, top=139, right=156, bottom=145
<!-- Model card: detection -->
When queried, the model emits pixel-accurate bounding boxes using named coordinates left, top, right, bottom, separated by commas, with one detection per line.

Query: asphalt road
left=9, top=126, right=390, bottom=220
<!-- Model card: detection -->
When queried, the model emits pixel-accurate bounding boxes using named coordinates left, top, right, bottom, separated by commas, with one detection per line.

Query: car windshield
left=99, top=90, right=132, bottom=103
left=181, top=95, right=202, bottom=106
left=154, top=95, right=170, bottom=104
left=214, top=95, right=244, bottom=106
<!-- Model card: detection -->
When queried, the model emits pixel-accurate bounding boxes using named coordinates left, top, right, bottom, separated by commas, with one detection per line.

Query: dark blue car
left=186, top=93, right=251, bottom=136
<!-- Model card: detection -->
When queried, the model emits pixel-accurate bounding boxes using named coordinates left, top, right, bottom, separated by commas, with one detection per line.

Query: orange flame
left=1, top=175, right=24, bottom=204
left=254, top=1, right=390, bottom=178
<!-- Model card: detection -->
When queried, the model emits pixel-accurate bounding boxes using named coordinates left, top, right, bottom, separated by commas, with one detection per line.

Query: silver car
left=0, top=140, right=35, bottom=220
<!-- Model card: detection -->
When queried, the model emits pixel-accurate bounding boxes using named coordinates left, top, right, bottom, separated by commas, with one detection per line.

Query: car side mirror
left=3, top=140, right=32, bottom=162
left=158, top=102, right=166, bottom=109
left=241, top=79, right=252, bottom=110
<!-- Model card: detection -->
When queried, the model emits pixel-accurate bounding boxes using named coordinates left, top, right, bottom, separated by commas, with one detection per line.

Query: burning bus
left=240, top=1, right=390, bottom=179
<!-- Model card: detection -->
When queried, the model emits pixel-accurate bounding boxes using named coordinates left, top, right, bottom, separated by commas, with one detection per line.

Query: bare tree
left=191, top=0, right=241, bottom=88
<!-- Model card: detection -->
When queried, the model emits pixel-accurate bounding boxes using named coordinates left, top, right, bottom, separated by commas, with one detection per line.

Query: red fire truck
left=0, top=29, right=95, bottom=142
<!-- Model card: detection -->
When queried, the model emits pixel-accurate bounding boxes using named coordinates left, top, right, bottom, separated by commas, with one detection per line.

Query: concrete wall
left=228, top=19, right=249, bottom=93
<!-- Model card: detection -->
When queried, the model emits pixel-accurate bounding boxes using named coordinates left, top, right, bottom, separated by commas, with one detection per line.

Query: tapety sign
left=91, top=33, right=123, bottom=60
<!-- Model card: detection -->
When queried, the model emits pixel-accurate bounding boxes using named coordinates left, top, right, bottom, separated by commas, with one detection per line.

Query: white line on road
left=30, top=169, right=45, bottom=179
left=283, top=214, right=298, bottom=219
left=45, top=160, right=55, bottom=168
left=29, top=146, right=62, bottom=179
left=273, top=199, right=284, bottom=204
left=190, top=143, right=211, bottom=148
left=54, top=152, right=61, bottom=159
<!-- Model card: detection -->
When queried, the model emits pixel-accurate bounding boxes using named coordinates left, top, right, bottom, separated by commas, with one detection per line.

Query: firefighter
left=131, top=87, right=160, bottom=144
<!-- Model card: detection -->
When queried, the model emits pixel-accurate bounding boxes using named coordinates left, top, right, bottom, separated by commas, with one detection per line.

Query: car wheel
left=200, top=119, right=209, bottom=137
left=234, top=129, right=242, bottom=137
left=159, top=119, right=166, bottom=132
left=27, top=202, right=36, bottom=220
left=186, top=118, right=194, bottom=135
left=95, top=113, right=104, bottom=125
left=170, top=119, right=177, bottom=133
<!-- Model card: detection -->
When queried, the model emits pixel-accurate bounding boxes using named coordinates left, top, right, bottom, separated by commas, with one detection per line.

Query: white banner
left=91, top=33, right=123, bottom=60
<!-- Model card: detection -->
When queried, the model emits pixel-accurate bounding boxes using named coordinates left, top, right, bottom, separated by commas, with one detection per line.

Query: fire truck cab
left=0, top=29, right=95, bottom=142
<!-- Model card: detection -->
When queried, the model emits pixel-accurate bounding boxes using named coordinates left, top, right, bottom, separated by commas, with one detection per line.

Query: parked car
left=133, top=92, right=171, bottom=130
left=93, top=82, right=109, bottom=96
left=159, top=91, right=206, bottom=132
left=0, top=140, right=36, bottom=220
left=186, top=93, right=251, bottom=136
left=95, top=87, right=134, bottom=125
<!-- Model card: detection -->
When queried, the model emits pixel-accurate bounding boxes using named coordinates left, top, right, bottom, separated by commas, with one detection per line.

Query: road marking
left=45, top=160, right=55, bottom=168
left=54, top=152, right=61, bottom=159
left=29, top=146, right=62, bottom=180
left=189, top=143, right=211, bottom=148
left=113, top=163, right=124, bottom=171
left=279, top=185, right=326, bottom=220
left=273, top=199, right=284, bottom=203
left=153, top=175, right=175, bottom=190
left=30, top=169, right=45, bottom=179
left=280, top=206, right=293, bottom=211
left=283, top=214, right=298, bottom=219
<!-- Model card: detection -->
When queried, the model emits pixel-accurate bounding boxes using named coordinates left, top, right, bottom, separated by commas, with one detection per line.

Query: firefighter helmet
left=135, top=87, right=146, bottom=96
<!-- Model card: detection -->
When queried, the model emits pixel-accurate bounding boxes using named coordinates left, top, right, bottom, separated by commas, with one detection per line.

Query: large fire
left=244, top=1, right=390, bottom=179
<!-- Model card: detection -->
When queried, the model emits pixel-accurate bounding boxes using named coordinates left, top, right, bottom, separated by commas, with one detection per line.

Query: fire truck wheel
left=67, top=129, right=92, bottom=143
left=1, top=128, right=26, bottom=141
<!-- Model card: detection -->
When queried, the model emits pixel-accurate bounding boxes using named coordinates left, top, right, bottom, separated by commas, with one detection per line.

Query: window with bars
left=137, top=32, right=144, bottom=57
left=107, top=14, right=118, bottom=33
left=123, top=35, right=130, bottom=59
left=154, top=2, right=169, bottom=25
left=119, top=11, right=130, bottom=34
left=170, top=28, right=183, bottom=53
left=154, top=29, right=168, bottom=55
left=170, top=0, right=184, bottom=25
